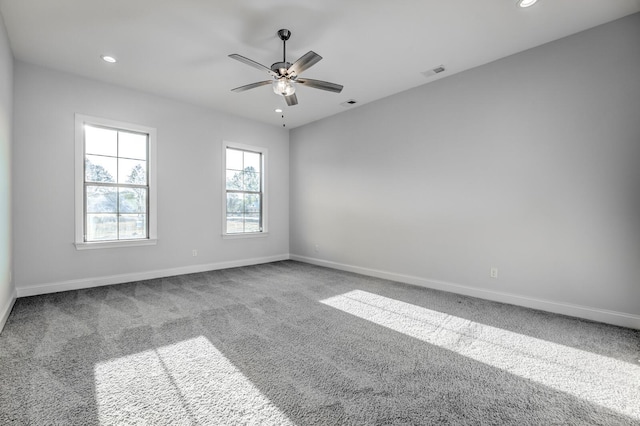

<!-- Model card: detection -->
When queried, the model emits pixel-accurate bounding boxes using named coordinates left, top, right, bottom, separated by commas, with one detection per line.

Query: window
left=223, top=142, right=267, bottom=236
left=75, top=114, right=157, bottom=249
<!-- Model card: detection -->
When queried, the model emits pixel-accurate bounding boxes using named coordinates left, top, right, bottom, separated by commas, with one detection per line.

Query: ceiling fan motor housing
left=271, top=61, right=293, bottom=76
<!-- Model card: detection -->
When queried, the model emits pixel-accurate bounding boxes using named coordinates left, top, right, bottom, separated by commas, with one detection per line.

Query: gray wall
left=12, top=62, right=289, bottom=294
left=290, top=14, right=640, bottom=323
left=0, top=12, right=14, bottom=330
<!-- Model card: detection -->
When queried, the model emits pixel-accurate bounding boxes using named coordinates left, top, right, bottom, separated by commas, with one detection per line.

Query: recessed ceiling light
left=275, top=108, right=283, bottom=113
left=517, top=0, right=539, bottom=7
left=101, top=55, right=117, bottom=63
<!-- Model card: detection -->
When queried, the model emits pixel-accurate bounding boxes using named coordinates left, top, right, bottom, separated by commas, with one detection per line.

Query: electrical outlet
left=490, top=267, right=498, bottom=278
left=314, top=244, right=320, bottom=253
left=192, top=249, right=198, bottom=257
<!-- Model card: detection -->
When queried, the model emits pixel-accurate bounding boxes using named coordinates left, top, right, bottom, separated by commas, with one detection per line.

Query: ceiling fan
left=229, top=29, right=343, bottom=106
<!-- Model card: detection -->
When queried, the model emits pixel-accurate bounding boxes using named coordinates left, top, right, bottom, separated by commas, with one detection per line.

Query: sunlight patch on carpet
left=94, top=336, right=293, bottom=425
left=321, top=290, right=640, bottom=420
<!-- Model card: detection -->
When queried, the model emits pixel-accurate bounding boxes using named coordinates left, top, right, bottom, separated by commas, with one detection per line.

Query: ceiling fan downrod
left=277, top=29, right=291, bottom=64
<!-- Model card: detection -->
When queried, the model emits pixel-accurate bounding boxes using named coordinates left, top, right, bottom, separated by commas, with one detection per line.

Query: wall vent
left=340, top=99, right=358, bottom=107
left=422, top=65, right=446, bottom=78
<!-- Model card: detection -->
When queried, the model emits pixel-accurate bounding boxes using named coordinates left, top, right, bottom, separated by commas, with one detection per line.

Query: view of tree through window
left=225, top=147, right=263, bottom=234
left=84, top=125, right=149, bottom=241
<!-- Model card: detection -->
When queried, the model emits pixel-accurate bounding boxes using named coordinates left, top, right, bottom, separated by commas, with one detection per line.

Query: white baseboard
left=0, top=286, right=17, bottom=334
left=290, top=255, right=640, bottom=330
left=16, top=254, right=290, bottom=298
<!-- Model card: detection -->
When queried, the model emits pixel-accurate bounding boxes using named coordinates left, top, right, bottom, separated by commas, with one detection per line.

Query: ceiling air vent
left=340, top=99, right=358, bottom=107
left=422, top=65, right=446, bottom=78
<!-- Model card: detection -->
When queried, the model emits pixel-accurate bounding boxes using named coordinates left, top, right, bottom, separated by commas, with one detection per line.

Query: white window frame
left=74, top=114, right=158, bottom=249
left=222, top=141, right=268, bottom=239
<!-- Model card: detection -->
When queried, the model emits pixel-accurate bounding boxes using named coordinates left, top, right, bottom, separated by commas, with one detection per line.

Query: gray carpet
left=1, top=260, right=639, bottom=425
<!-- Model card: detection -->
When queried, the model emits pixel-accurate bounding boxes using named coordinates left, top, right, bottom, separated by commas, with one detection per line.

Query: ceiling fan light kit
left=229, top=29, right=343, bottom=106
left=273, top=78, right=295, bottom=96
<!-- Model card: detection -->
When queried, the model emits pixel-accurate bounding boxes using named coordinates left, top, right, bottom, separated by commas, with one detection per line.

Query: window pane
left=86, top=186, right=117, bottom=213
left=85, top=155, right=117, bottom=183
left=227, top=193, right=243, bottom=213
left=226, top=170, right=243, bottom=190
left=226, top=148, right=243, bottom=171
left=244, top=152, right=261, bottom=173
left=119, top=188, right=147, bottom=213
left=85, top=125, right=117, bottom=157
left=244, top=213, right=260, bottom=232
left=244, top=172, right=260, bottom=192
left=245, top=194, right=260, bottom=213
left=118, top=131, right=147, bottom=160
left=119, top=158, right=147, bottom=184
left=226, top=216, right=244, bottom=234
left=119, top=214, right=147, bottom=239
left=86, top=214, right=118, bottom=241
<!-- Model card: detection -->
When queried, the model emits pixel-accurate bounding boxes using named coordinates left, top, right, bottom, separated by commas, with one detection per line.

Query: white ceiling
left=1, top=0, right=639, bottom=129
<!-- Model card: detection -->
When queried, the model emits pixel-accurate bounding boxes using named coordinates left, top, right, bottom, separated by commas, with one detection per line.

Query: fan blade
left=296, top=78, right=343, bottom=93
left=231, top=81, right=272, bottom=92
left=284, top=93, right=298, bottom=106
left=287, top=51, right=322, bottom=76
left=229, top=54, right=277, bottom=77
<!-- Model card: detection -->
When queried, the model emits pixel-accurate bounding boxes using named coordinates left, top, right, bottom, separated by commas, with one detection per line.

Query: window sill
left=222, top=232, right=269, bottom=240
left=75, top=239, right=158, bottom=250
